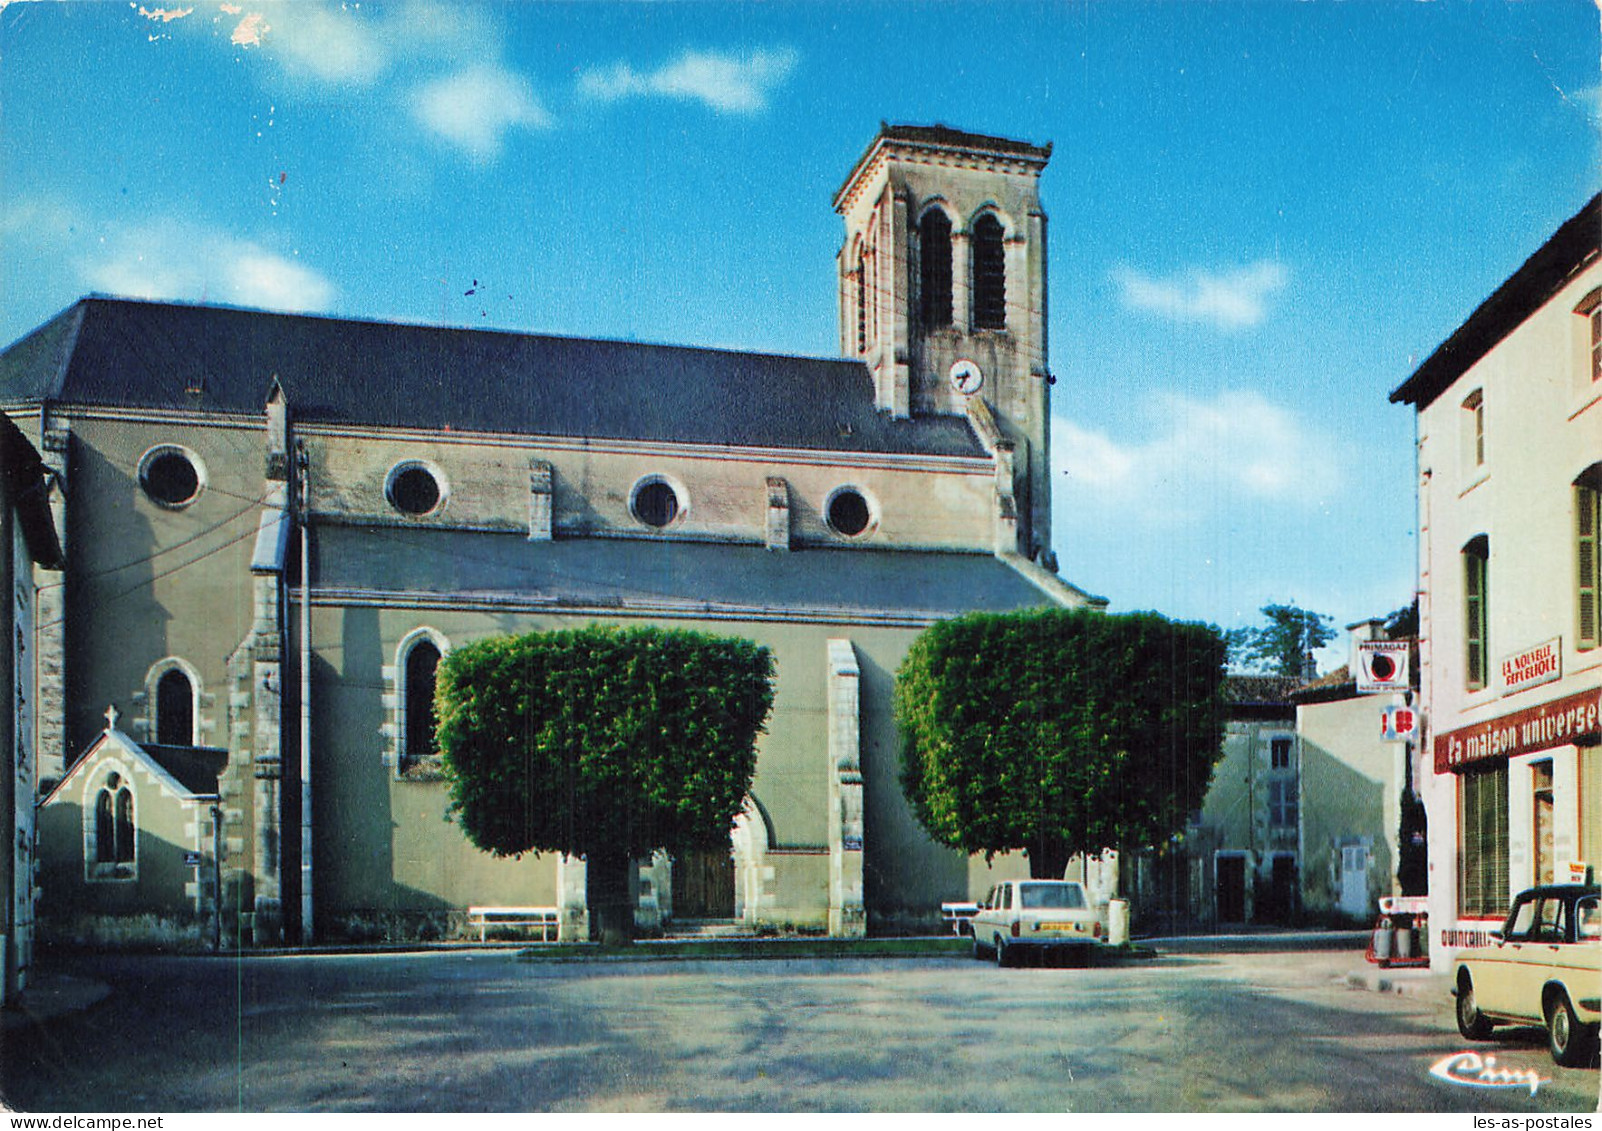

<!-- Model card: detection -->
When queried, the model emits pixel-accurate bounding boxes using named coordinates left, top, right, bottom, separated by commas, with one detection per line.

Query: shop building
left=1391, top=193, right=1602, bottom=966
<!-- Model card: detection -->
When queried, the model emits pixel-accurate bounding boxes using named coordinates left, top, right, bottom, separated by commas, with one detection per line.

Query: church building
left=6, top=124, right=1102, bottom=946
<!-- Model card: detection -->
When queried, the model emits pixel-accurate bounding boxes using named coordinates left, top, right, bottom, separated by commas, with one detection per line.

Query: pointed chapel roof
left=42, top=726, right=226, bottom=805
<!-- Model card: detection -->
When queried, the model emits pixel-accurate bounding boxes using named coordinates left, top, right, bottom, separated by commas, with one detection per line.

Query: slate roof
left=312, top=524, right=1060, bottom=619
left=43, top=732, right=226, bottom=805
left=0, top=297, right=985, bottom=458
left=139, top=744, right=227, bottom=797
left=1392, top=193, right=1601, bottom=409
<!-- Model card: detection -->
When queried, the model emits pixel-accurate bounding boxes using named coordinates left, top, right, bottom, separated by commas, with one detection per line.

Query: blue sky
left=2, top=1, right=1597, bottom=669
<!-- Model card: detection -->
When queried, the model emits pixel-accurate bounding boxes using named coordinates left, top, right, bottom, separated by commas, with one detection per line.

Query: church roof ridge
left=0, top=295, right=986, bottom=460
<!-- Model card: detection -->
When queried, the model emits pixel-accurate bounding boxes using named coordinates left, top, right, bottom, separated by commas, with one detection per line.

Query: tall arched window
left=115, top=788, right=135, bottom=863
left=920, top=209, right=953, bottom=328
left=404, top=639, right=442, bottom=763
left=972, top=212, right=1007, bottom=329
left=95, top=789, right=116, bottom=864
left=155, top=667, right=194, bottom=745
left=92, top=775, right=135, bottom=870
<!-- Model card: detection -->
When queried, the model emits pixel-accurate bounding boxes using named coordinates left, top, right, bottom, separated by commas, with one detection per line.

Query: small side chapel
left=7, top=124, right=1104, bottom=946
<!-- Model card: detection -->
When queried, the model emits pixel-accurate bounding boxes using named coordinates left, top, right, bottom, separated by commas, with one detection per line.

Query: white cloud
left=137, top=4, right=536, bottom=163
left=177, top=1, right=496, bottom=86
left=242, top=1, right=491, bottom=85
left=1572, top=83, right=1602, bottom=122
left=1112, top=260, right=1289, bottom=330
left=1054, top=389, right=1339, bottom=518
left=257, top=5, right=382, bottom=82
left=0, top=197, right=80, bottom=241
left=578, top=48, right=798, bottom=114
left=80, top=221, right=335, bottom=313
left=410, top=65, right=552, bottom=159
left=222, top=250, right=336, bottom=312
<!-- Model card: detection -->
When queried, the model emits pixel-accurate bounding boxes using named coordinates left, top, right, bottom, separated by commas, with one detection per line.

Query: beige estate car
left=1452, top=884, right=1601, bottom=1066
left=969, top=880, right=1106, bottom=967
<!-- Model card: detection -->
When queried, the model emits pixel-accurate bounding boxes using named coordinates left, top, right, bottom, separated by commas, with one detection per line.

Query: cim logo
left=1429, top=1051, right=1548, bottom=1096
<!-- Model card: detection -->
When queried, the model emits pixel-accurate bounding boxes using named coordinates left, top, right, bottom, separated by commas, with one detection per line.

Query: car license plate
left=1040, top=922, right=1081, bottom=932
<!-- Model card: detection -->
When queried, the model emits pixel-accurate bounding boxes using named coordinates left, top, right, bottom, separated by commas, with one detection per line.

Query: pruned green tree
left=1225, top=603, right=1336, bottom=677
left=896, top=607, right=1228, bottom=879
left=436, top=625, right=774, bottom=944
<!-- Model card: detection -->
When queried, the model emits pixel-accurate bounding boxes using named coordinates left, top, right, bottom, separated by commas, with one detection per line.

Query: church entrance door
left=674, top=847, right=735, bottom=919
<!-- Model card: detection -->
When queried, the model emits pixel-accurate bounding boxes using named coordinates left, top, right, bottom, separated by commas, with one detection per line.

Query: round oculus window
left=139, top=447, right=202, bottom=508
left=387, top=464, right=443, bottom=516
left=827, top=488, right=873, bottom=537
left=631, top=479, right=680, bottom=528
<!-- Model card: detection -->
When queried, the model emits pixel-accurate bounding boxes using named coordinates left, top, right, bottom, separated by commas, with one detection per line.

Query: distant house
left=1291, top=620, right=1421, bottom=924
left=1126, top=619, right=1417, bottom=933
left=0, top=413, right=63, bottom=1005
left=1391, top=193, right=1602, bottom=968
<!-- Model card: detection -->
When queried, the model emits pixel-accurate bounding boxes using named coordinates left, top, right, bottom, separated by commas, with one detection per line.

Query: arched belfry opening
left=919, top=207, right=954, bottom=329
left=970, top=211, right=1007, bottom=330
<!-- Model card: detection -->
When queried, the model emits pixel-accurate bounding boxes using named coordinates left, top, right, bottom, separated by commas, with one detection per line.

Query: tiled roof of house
left=1289, top=664, right=1358, bottom=704
left=1223, top=674, right=1301, bottom=705
left=0, top=297, right=986, bottom=459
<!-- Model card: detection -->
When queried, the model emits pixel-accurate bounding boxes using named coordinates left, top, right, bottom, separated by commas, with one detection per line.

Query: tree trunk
left=586, top=848, right=636, bottom=945
left=1027, top=838, right=1072, bottom=880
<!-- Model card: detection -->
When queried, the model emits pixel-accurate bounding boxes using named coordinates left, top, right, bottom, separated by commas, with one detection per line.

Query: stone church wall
left=52, top=414, right=258, bottom=756
left=303, top=426, right=999, bottom=553
left=305, top=604, right=994, bottom=934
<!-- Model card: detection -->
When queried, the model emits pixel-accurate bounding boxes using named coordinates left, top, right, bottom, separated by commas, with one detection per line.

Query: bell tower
left=834, top=123, right=1054, bottom=562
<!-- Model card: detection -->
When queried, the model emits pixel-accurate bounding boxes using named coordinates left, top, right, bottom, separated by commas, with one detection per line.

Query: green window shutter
left=1579, top=484, right=1599, bottom=651
left=1465, top=540, right=1488, bottom=690
left=1459, top=763, right=1510, bottom=919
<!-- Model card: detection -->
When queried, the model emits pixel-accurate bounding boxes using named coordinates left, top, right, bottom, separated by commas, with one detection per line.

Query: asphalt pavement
left=3, top=940, right=1593, bottom=1113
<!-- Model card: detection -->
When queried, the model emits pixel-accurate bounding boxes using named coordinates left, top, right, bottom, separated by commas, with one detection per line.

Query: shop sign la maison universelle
left=1434, top=685, right=1601, bottom=773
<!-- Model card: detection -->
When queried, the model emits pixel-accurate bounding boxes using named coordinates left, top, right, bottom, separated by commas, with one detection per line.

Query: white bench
left=940, top=901, right=980, bottom=935
left=466, top=905, right=560, bottom=942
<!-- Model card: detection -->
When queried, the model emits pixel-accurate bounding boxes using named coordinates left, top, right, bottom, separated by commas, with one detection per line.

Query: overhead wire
left=38, top=521, right=263, bottom=633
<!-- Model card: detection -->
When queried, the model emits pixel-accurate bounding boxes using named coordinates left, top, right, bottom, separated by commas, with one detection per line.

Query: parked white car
left=1452, top=884, right=1601, bottom=1067
left=969, top=879, right=1106, bottom=967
